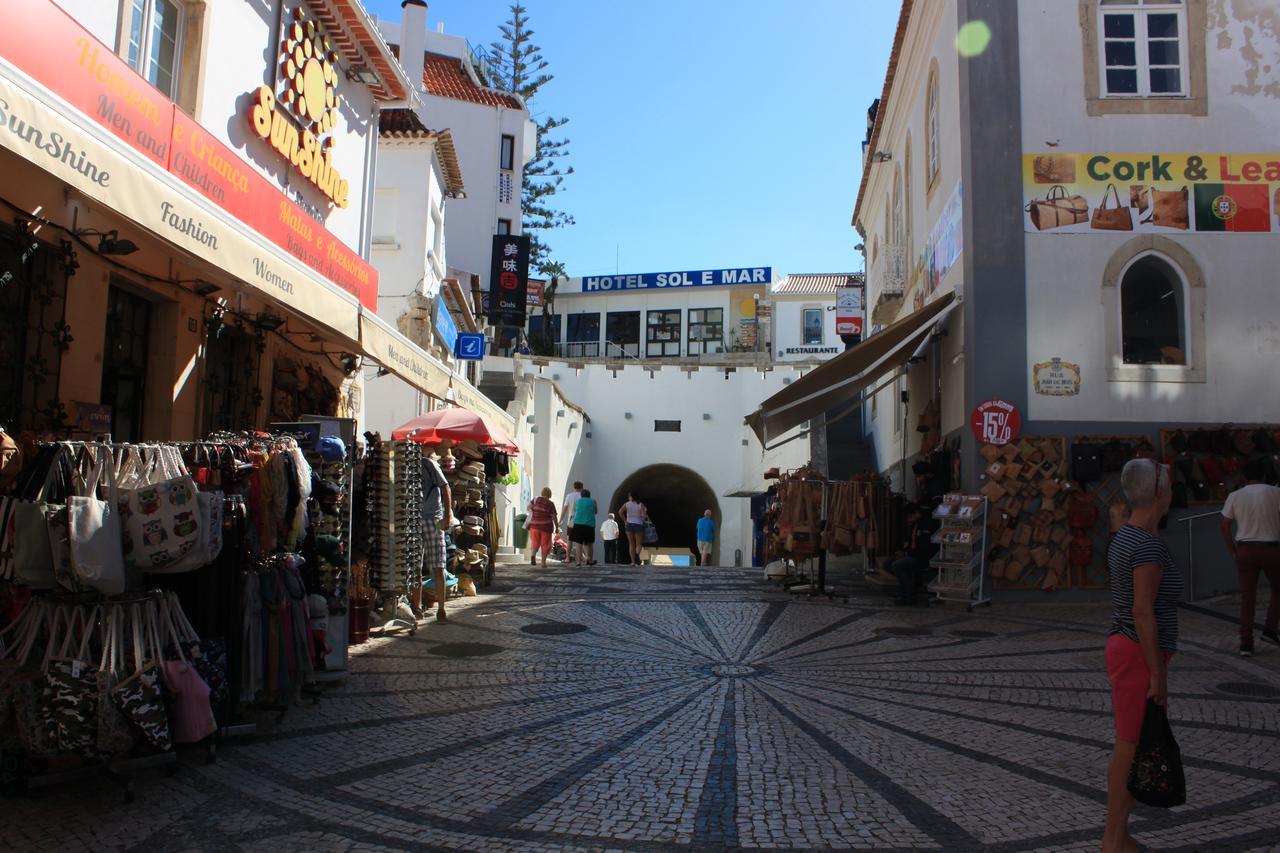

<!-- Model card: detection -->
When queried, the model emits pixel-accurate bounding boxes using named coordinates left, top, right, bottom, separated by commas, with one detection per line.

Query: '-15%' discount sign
left=971, top=399, right=1021, bottom=446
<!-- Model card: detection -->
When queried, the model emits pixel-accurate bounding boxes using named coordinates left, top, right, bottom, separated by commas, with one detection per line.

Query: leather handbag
left=1068, top=532, right=1094, bottom=567
left=1091, top=184, right=1133, bottom=231
left=1027, top=185, right=1088, bottom=230
left=1141, top=187, right=1189, bottom=230
left=1129, top=185, right=1150, bottom=213
left=1067, top=491, right=1099, bottom=530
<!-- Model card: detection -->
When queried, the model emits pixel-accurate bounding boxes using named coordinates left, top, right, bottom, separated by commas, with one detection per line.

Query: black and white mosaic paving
left=7, top=563, right=1280, bottom=852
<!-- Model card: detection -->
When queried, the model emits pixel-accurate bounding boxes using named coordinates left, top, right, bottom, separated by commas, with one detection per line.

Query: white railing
left=878, top=244, right=906, bottom=297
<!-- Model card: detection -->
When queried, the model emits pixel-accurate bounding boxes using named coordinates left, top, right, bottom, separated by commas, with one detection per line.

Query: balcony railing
left=876, top=244, right=906, bottom=297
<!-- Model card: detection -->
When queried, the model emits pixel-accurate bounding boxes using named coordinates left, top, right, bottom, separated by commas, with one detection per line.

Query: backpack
left=1071, top=444, right=1104, bottom=484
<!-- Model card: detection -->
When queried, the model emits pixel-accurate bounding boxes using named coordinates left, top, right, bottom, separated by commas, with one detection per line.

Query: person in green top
left=571, top=489, right=599, bottom=566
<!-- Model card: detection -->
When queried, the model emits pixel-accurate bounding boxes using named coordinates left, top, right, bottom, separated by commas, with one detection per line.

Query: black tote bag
left=1127, top=699, right=1186, bottom=808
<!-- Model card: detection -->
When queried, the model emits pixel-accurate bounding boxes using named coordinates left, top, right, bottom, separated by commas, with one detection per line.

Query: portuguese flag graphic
left=1193, top=183, right=1270, bottom=232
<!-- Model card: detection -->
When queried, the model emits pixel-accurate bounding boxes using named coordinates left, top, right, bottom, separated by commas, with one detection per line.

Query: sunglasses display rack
left=362, top=438, right=425, bottom=594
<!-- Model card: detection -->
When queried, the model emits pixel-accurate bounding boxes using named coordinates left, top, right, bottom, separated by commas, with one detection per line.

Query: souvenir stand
left=929, top=493, right=991, bottom=610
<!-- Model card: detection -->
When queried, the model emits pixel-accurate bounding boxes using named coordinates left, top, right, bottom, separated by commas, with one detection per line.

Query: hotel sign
left=579, top=267, right=771, bottom=292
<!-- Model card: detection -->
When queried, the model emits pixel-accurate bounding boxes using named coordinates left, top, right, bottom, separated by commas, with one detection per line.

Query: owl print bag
left=115, top=445, right=205, bottom=574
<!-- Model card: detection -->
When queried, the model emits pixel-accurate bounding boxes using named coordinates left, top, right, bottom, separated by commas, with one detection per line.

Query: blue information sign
left=455, top=333, right=486, bottom=360
left=435, top=300, right=459, bottom=352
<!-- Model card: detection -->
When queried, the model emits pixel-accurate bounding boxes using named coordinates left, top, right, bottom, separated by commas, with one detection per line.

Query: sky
left=366, top=0, right=900, bottom=279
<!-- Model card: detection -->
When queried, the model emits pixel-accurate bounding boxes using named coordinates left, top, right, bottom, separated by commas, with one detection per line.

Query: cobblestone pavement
left=7, top=564, right=1280, bottom=852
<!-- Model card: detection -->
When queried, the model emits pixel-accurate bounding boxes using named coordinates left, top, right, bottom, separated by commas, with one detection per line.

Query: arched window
left=892, top=166, right=903, bottom=248
left=1120, top=254, right=1185, bottom=365
left=925, top=61, right=940, bottom=188
left=903, top=135, right=913, bottom=253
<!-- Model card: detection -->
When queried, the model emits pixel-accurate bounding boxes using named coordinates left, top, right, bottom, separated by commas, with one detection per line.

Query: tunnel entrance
left=609, top=464, right=720, bottom=561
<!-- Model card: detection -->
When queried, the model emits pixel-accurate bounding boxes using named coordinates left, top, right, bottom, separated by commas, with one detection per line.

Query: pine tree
left=488, top=4, right=574, bottom=274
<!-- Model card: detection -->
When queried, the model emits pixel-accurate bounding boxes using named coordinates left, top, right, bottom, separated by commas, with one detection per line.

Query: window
left=1099, top=1, right=1186, bottom=97
left=925, top=62, right=940, bottom=189
left=606, top=311, right=640, bottom=358
left=500, top=134, right=515, bottom=171
left=122, top=0, right=183, bottom=99
left=101, top=284, right=153, bottom=442
left=563, top=313, right=601, bottom=358
left=496, top=218, right=512, bottom=235
left=371, top=188, right=398, bottom=246
left=802, top=308, right=824, bottom=345
left=1120, top=255, right=1185, bottom=365
left=646, top=310, right=681, bottom=358
left=654, top=420, right=681, bottom=432
left=528, top=313, right=561, bottom=344
left=891, top=166, right=904, bottom=247
left=903, top=136, right=913, bottom=258
left=687, top=308, right=724, bottom=355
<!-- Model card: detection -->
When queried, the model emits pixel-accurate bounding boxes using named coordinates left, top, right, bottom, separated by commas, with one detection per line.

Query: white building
left=771, top=273, right=864, bottom=363
left=375, top=5, right=536, bottom=303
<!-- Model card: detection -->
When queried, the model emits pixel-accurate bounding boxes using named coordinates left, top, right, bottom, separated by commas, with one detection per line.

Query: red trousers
left=1235, top=542, right=1280, bottom=642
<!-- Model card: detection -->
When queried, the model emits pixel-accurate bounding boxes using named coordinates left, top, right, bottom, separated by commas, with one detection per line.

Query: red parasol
left=391, top=408, right=519, bottom=454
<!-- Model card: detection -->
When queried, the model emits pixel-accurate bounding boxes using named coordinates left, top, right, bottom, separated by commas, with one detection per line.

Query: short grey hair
left=1120, top=458, right=1167, bottom=507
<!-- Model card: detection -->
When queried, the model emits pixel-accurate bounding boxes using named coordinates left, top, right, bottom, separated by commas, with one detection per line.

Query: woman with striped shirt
left=1103, top=458, right=1183, bottom=853
left=527, top=487, right=558, bottom=568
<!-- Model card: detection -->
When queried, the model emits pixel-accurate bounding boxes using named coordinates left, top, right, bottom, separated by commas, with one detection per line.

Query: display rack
left=929, top=493, right=991, bottom=610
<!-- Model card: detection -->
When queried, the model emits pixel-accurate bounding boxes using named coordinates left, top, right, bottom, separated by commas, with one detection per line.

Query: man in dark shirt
left=889, top=504, right=937, bottom=605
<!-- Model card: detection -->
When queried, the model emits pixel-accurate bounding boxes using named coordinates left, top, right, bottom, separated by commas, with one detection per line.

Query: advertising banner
left=1023, top=153, right=1280, bottom=234
left=0, top=0, right=378, bottom=308
left=929, top=182, right=964, bottom=291
left=487, top=234, right=530, bottom=325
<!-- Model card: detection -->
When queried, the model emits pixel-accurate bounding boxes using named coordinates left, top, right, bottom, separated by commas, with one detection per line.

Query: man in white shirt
left=560, top=480, right=583, bottom=531
left=1221, top=459, right=1280, bottom=656
left=600, top=513, right=620, bottom=564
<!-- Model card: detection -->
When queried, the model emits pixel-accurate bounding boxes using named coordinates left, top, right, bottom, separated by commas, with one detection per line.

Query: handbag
left=1032, top=155, right=1075, bottom=184
left=164, top=593, right=228, bottom=706
left=642, top=521, right=659, bottom=545
left=13, top=445, right=72, bottom=589
left=1067, top=490, right=1099, bottom=529
left=110, top=602, right=172, bottom=751
left=1091, top=184, right=1133, bottom=231
left=68, top=444, right=127, bottom=596
left=1070, top=444, right=1104, bottom=484
left=44, top=605, right=101, bottom=754
left=158, top=598, right=216, bottom=744
left=1026, top=185, right=1088, bottom=230
left=116, top=445, right=205, bottom=574
left=1141, top=187, right=1189, bottom=230
left=1129, top=184, right=1150, bottom=213
left=1127, top=699, right=1186, bottom=808
left=96, top=607, right=137, bottom=754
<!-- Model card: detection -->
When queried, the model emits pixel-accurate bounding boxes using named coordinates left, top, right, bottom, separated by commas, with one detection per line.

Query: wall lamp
left=702, top=413, right=711, bottom=421
left=871, top=151, right=892, bottom=162
left=77, top=228, right=139, bottom=256
left=345, top=65, right=380, bottom=85
left=525, top=415, right=535, bottom=424
left=253, top=312, right=286, bottom=331
left=624, top=412, right=633, bottom=419
left=376, top=367, right=392, bottom=377
left=854, top=243, right=865, bottom=252
left=555, top=409, right=565, bottom=417
left=193, top=281, right=221, bottom=297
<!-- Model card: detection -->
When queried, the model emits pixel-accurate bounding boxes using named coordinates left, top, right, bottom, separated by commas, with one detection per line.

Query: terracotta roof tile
left=774, top=273, right=864, bottom=295
left=424, top=52, right=524, bottom=109
left=379, top=108, right=430, bottom=137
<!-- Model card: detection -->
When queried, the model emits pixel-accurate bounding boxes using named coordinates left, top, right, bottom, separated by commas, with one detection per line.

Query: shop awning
left=358, top=311, right=516, bottom=437
left=745, top=291, right=957, bottom=445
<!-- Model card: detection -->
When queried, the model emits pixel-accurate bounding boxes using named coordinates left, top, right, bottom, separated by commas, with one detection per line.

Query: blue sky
left=367, top=0, right=899, bottom=279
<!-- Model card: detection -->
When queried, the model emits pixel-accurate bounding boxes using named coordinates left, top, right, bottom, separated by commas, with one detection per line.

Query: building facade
left=0, top=0, right=412, bottom=441
left=851, top=0, right=1280, bottom=595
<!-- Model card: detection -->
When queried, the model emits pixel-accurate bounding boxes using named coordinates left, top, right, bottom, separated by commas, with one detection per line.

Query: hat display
left=316, top=435, right=347, bottom=463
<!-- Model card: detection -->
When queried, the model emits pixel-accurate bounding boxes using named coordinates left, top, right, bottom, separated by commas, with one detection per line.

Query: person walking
left=1220, top=459, right=1280, bottom=656
left=418, top=441, right=453, bottom=621
left=1102, top=459, right=1182, bottom=853
left=600, top=513, right=620, bottom=564
left=618, top=492, right=648, bottom=567
left=695, top=510, right=716, bottom=567
left=572, top=488, right=599, bottom=566
left=528, top=487, right=558, bottom=568
left=561, top=480, right=583, bottom=533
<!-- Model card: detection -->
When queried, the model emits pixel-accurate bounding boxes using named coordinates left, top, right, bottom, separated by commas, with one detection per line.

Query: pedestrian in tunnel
left=1220, top=458, right=1280, bottom=657
left=619, top=492, right=648, bottom=567
left=696, top=509, right=715, bottom=566
left=528, top=487, right=558, bottom=569
left=600, top=512, right=620, bottom=564
left=1102, top=458, right=1182, bottom=853
left=572, top=488, right=598, bottom=566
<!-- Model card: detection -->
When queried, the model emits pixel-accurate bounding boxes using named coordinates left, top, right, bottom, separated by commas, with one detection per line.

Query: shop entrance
left=609, top=464, right=719, bottom=559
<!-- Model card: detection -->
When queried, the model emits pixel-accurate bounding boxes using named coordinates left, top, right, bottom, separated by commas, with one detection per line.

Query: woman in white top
left=618, top=492, right=647, bottom=567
